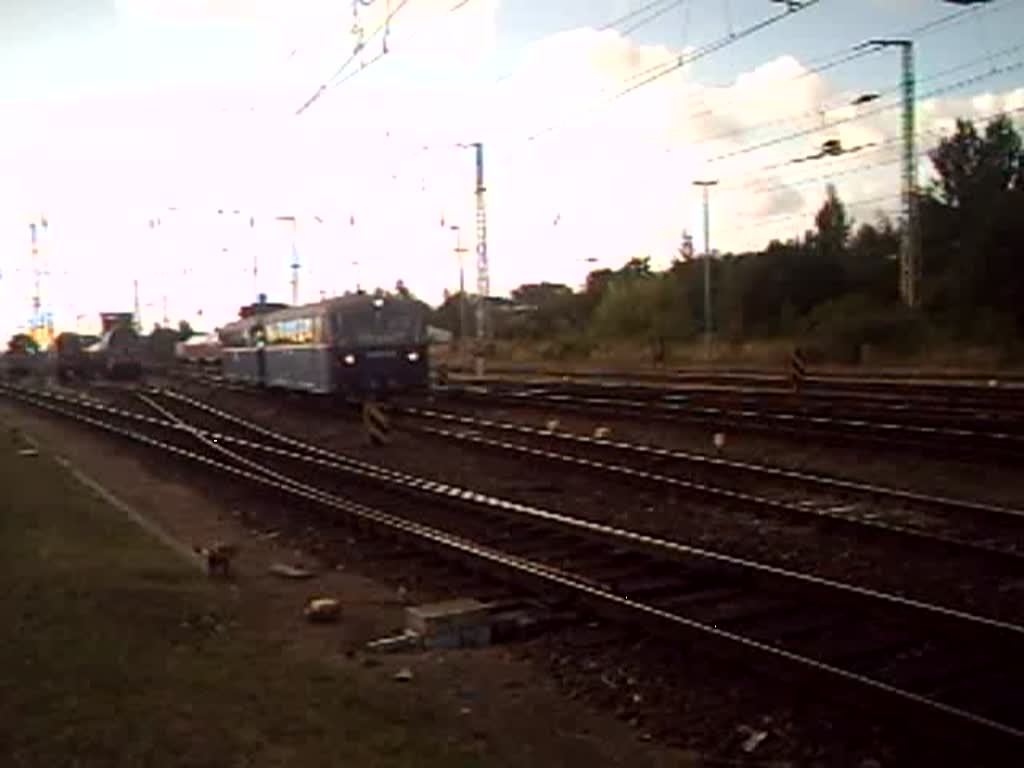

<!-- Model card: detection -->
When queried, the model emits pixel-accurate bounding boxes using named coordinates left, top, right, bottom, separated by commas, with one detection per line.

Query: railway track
left=465, top=378, right=1024, bottom=426
left=444, top=363, right=1024, bottom=396
left=397, top=405, right=1024, bottom=563
left=439, top=382, right=1024, bottom=461
left=4, top=382, right=1024, bottom=761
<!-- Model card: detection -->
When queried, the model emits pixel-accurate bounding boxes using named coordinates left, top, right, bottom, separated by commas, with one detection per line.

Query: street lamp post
left=450, top=224, right=469, bottom=349
left=692, top=180, right=718, bottom=361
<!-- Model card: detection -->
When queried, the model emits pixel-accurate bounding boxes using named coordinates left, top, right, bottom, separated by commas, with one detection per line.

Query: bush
left=539, top=335, right=594, bottom=361
left=799, top=295, right=927, bottom=364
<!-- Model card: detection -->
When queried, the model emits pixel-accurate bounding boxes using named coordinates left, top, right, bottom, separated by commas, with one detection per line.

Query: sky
left=1, top=0, right=1023, bottom=337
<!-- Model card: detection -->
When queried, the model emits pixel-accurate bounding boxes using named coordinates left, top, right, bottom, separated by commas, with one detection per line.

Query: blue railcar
left=218, top=294, right=429, bottom=398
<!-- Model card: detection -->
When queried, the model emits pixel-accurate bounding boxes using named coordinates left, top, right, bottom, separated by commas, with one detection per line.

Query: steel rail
left=151, top=387, right=1024, bottom=638
left=4, top=381, right=1024, bottom=748
left=397, top=412, right=1024, bottom=563
left=404, top=406, right=1024, bottom=522
left=449, top=386, right=1024, bottom=457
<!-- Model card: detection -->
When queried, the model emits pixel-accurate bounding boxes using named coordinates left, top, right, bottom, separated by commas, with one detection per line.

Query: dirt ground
left=0, top=401, right=697, bottom=768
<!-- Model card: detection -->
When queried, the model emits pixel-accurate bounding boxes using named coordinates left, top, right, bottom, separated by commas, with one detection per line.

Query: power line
left=600, top=0, right=680, bottom=32
left=616, top=0, right=687, bottom=37
left=517, top=0, right=1019, bottom=149
left=295, top=0, right=417, bottom=116
left=483, top=0, right=696, bottom=90
left=631, top=0, right=1017, bottom=132
left=697, top=36, right=1024, bottom=162
left=704, top=55, right=1024, bottom=166
left=323, top=0, right=685, bottom=110
left=729, top=193, right=901, bottom=234
left=526, top=0, right=824, bottom=142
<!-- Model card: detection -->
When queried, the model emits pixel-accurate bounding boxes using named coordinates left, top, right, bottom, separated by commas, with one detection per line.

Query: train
left=175, top=333, right=223, bottom=367
left=2, top=334, right=44, bottom=381
left=218, top=294, right=430, bottom=398
left=53, top=327, right=144, bottom=381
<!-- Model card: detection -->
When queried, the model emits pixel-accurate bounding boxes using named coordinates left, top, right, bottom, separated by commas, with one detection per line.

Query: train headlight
left=343, top=353, right=356, bottom=365
left=406, top=351, right=420, bottom=363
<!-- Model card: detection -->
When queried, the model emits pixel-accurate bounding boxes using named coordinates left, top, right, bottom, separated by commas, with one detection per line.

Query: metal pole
left=29, top=222, right=40, bottom=339
left=290, top=222, right=299, bottom=306
left=693, top=180, right=718, bottom=361
left=133, top=279, right=141, bottom=332
left=250, top=215, right=258, bottom=302
left=902, top=41, right=920, bottom=309
left=473, top=142, right=488, bottom=342
left=451, top=225, right=468, bottom=348
left=865, top=39, right=918, bottom=308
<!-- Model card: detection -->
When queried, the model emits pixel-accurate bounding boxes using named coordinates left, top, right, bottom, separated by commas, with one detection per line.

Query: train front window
left=340, top=309, right=423, bottom=346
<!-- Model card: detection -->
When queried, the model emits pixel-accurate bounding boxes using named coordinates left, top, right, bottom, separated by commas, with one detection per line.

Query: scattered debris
left=258, top=530, right=282, bottom=540
left=737, top=725, right=769, bottom=753
left=304, top=598, right=342, bottom=623
left=713, top=432, right=727, bottom=451
left=268, top=563, right=315, bottom=580
left=366, top=629, right=423, bottom=654
left=193, top=543, right=239, bottom=578
left=17, top=448, right=39, bottom=457
left=406, top=598, right=494, bottom=649
left=593, top=426, right=612, bottom=439
left=545, top=419, right=560, bottom=432
left=393, top=667, right=414, bottom=682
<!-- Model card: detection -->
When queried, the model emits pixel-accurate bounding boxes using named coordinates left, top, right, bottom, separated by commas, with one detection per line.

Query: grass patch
left=0, top=428, right=481, bottom=768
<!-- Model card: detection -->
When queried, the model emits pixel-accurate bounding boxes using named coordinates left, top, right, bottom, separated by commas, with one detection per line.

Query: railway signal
left=362, top=401, right=392, bottom=446
left=790, top=346, right=808, bottom=391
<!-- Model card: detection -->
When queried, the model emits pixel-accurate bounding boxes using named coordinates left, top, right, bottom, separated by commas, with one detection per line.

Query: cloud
left=4, top=8, right=1023, bottom=339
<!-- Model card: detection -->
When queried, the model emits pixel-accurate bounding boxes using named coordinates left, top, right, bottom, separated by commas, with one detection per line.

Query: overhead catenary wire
left=519, top=0, right=1020, bottom=148
left=613, top=0, right=687, bottom=37
left=704, top=56, right=1024, bottom=167
left=295, top=0, right=417, bottom=116
left=525, top=0, right=824, bottom=143
left=321, top=0, right=686, bottom=107
left=725, top=101, right=1024, bottom=199
left=695, top=36, right=1024, bottom=178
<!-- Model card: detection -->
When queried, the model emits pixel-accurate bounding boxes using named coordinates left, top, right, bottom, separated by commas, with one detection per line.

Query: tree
left=616, top=256, right=653, bottom=280
left=925, top=114, right=1024, bottom=333
left=929, top=115, right=1021, bottom=209
left=844, top=216, right=900, bottom=303
left=506, top=283, right=582, bottom=339
left=7, top=333, right=39, bottom=354
left=510, top=282, right=573, bottom=307
left=178, top=320, right=195, bottom=341
left=431, top=291, right=476, bottom=339
left=814, top=183, right=850, bottom=259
